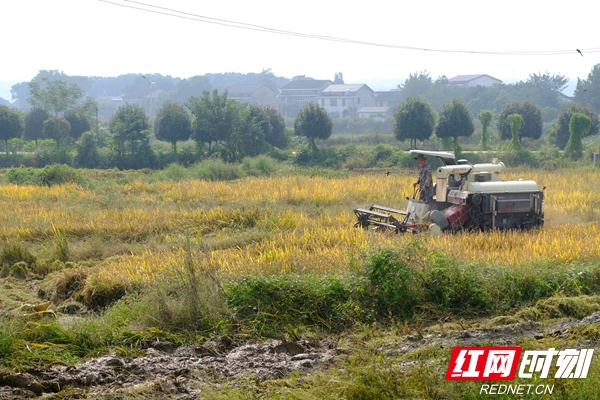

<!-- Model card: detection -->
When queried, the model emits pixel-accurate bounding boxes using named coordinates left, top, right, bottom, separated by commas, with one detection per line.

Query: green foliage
left=27, top=79, right=84, bottom=116
left=564, top=112, right=591, bottom=160
left=224, top=274, right=368, bottom=335
left=434, top=98, right=474, bottom=153
left=74, top=131, right=100, bottom=168
left=24, top=107, right=50, bottom=144
left=0, top=242, right=37, bottom=267
left=398, top=70, right=433, bottom=99
left=65, top=110, right=91, bottom=140
left=363, top=247, right=423, bottom=317
left=189, top=90, right=266, bottom=162
left=189, top=89, right=234, bottom=151
left=42, top=116, right=71, bottom=147
left=39, top=164, right=91, bottom=187
left=507, top=113, right=524, bottom=151
left=497, top=100, right=542, bottom=141
left=154, top=101, right=192, bottom=153
left=191, top=158, right=243, bottom=181
left=153, top=162, right=189, bottom=181
left=294, top=146, right=341, bottom=168
left=257, top=105, right=289, bottom=149
left=109, top=103, right=150, bottom=158
left=548, top=103, right=599, bottom=149
left=393, top=97, right=435, bottom=148
left=0, top=105, right=24, bottom=155
left=517, top=72, right=569, bottom=111
left=4, top=166, right=42, bottom=185
left=52, top=225, right=69, bottom=262
left=293, top=102, right=333, bottom=149
left=158, top=75, right=212, bottom=105
left=574, top=63, right=600, bottom=113
left=478, top=109, right=493, bottom=150
left=240, top=155, right=278, bottom=176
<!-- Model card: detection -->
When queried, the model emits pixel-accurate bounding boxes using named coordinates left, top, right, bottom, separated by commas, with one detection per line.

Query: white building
left=447, top=74, right=502, bottom=88
left=316, top=84, right=375, bottom=117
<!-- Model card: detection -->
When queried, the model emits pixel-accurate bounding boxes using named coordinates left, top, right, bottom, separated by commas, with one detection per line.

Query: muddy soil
left=2, top=312, right=599, bottom=399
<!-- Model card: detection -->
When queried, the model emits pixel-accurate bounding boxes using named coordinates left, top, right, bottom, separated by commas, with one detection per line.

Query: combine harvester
left=354, top=150, right=545, bottom=234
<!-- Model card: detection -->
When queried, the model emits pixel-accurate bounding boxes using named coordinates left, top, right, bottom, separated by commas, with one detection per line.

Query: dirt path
left=2, top=312, right=599, bottom=399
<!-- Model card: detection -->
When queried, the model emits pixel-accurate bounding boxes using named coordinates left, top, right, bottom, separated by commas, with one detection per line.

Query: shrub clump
left=224, top=274, right=369, bottom=336
left=4, top=164, right=91, bottom=187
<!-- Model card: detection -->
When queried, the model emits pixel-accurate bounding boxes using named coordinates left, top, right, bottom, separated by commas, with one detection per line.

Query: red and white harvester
left=353, top=150, right=545, bottom=234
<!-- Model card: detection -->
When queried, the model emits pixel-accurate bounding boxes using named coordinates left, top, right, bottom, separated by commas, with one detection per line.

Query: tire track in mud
left=2, top=312, right=600, bottom=399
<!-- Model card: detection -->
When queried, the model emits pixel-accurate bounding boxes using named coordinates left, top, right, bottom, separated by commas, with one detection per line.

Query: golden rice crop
left=1, top=169, right=599, bottom=291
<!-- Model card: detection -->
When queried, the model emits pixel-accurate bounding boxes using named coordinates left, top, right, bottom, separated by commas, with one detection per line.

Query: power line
left=100, top=0, right=600, bottom=57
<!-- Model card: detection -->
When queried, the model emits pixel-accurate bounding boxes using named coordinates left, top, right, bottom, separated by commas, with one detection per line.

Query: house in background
left=357, top=106, right=394, bottom=120
left=447, top=74, right=502, bottom=87
left=278, top=78, right=333, bottom=117
left=225, top=84, right=277, bottom=108
left=374, top=89, right=402, bottom=108
left=317, top=84, right=375, bottom=117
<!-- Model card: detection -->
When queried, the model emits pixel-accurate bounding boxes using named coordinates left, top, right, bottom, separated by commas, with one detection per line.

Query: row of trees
left=393, top=96, right=599, bottom=156
left=397, top=68, right=600, bottom=123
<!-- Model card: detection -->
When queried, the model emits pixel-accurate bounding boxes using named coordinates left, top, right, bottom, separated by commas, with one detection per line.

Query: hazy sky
left=2, top=0, right=599, bottom=98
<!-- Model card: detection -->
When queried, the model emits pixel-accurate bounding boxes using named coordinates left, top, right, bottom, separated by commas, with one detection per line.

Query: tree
left=189, top=90, right=265, bottom=162
left=75, top=131, right=100, bottom=168
left=478, top=110, right=493, bottom=150
left=43, top=116, right=71, bottom=147
left=549, top=103, right=599, bottom=149
left=507, top=114, right=524, bottom=151
left=24, top=107, right=50, bottom=146
left=497, top=100, right=542, bottom=142
left=262, top=106, right=288, bottom=149
left=564, top=113, right=591, bottom=160
left=109, top=104, right=150, bottom=157
left=398, top=71, right=433, bottom=99
left=155, top=101, right=192, bottom=153
left=248, top=104, right=272, bottom=146
left=293, top=102, right=333, bottom=150
left=259, top=68, right=278, bottom=92
left=65, top=110, right=91, bottom=140
left=189, top=90, right=229, bottom=152
left=574, top=63, right=600, bottom=112
left=334, top=72, right=345, bottom=84
left=78, top=95, right=100, bottom=132
left=0, top=105, right=24, bottom=155
left=393, top=97, right=435, bottom=148
left=434, top=98, right=474, bottom=153
left=28, top=79, right=84, bottom=116
left=160, top=75, right=212, bottom=106
left=517, top=72, right=568, bottom=110
left=222, top=102, right=265, bottom=162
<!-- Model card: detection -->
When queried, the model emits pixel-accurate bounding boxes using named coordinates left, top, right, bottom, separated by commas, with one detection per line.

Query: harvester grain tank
left=353, top=150, right=545, bottom=234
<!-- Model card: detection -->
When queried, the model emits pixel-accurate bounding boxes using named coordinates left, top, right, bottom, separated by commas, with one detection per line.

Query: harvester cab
left=353, top=150, right=545, bottom=234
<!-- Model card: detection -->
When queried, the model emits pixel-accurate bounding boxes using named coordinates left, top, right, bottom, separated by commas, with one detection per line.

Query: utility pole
left=142, top=75, right=154, bottom=121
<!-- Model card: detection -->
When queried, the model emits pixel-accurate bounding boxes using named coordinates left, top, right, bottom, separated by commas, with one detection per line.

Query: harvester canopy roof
left=409, top=150, right=456, bottom=165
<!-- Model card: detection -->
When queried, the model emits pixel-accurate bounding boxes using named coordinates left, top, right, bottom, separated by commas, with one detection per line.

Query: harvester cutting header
left=354, top=150, right=545, bottom=234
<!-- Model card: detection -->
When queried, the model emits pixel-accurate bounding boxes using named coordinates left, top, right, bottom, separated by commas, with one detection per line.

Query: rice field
left=1, top=168, right=599, bottom=294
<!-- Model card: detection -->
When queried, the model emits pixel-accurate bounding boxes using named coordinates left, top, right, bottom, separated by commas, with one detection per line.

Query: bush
left=153, top=162, right=189, bottom=182
left=240, top=155, right=278, bottom=176
left=191, top=158, right=242, bottom=181
left=39, top=164, right=91, bottom=187
left=362, top=248, right=424, bottom=317
left=224, top=274, right=368, bottom=335
left=294, top=147, right=341, bottom=168
left=4, top=166, right=42, bottom=185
